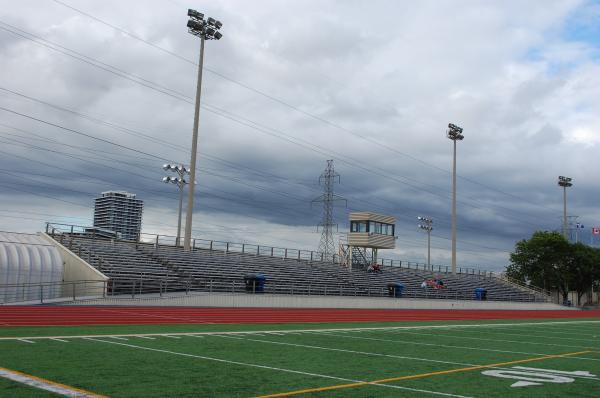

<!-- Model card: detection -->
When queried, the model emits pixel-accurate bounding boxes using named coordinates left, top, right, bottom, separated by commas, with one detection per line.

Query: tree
left=567, top=243, right=597, bottom=305
left=509, top=231, right=572, bottom=301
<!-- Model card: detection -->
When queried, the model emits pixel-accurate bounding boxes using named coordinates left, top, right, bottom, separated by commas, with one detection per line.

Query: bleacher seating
left=53, top=234, right=547, bottom=302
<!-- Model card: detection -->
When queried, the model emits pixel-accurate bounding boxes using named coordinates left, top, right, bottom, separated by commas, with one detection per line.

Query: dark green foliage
left=509, top=231, right=600, bottom=305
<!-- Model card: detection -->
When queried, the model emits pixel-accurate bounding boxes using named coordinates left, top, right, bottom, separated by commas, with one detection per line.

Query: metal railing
left=0, top=280, right=107, bottom=305
left=1, top=277, right=546, bottom=304
left=497, top=273, right=552, bottom=298
left=45, top=222, right=496, bottom=277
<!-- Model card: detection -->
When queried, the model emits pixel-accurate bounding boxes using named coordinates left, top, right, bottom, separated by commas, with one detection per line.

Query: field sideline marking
left=83, top=337, right=475, bottom=398
left=215, top=335, right=476, bottom=366
left=1, top=319, right=599, bottom=341
left=434, top=329, right=600, bottom=348
left=390, top=329, right=593, bottom=350
left=310, top=331, right=591, bottom=358
left=255, top=350, right=593, bottom=398
left=0, top=366, right=106, bottom=398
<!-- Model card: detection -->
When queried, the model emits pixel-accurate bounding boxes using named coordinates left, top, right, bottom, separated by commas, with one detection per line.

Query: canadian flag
left=592, top=228, right=600, bottom=235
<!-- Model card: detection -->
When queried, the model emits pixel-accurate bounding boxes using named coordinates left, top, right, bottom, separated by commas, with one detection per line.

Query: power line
left=50, top=0, right=560, bottom=216
left=0, top=23, right=555, bottom=229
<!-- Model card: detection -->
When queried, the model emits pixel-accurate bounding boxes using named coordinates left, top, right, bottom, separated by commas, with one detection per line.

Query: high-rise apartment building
left=93, top=191, right=143, bottom=241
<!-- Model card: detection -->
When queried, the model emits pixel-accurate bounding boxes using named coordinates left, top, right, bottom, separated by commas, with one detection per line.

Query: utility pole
left=558, top=176, right=572, bottom=240
left=418, top=216, right=433, bottom=269
left=183, top=9, right=223, bottom=251
left=312, top=160, right=346, bottom=261
left=163, top=164, right=189, bottom=246
left=447, top=123, right=464, bottom=274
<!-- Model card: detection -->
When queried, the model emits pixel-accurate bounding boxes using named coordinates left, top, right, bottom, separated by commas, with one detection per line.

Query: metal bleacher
left=51, top=233, right=548, bottom=302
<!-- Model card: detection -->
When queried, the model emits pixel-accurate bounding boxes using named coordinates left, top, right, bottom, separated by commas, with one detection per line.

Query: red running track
left=0, top=306, right=599, bottom=327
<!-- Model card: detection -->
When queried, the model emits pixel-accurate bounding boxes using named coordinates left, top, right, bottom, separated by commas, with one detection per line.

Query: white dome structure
left=0, top=232, right=63, bottom=303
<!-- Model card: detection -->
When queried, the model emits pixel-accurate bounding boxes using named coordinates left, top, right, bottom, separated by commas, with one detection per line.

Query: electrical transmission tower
left=312, top=160, right=346, bottom=261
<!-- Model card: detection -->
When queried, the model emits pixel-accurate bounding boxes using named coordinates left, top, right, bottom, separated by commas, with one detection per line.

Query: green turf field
left=1, top=318, right=599, bottom=397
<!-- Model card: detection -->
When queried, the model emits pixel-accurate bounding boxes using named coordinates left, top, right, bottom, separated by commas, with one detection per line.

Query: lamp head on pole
left=558, top=176, right=573, bottom=187
left=447, top=123, right=464, bottom=141
left=187, top=9, right=223, bottom=40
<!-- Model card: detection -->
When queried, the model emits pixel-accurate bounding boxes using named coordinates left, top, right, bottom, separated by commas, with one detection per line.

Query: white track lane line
left=214, top=335, right=476, bottom=367
left=17, top=339, right=35, bottom=344
left=162, top=335, right=181, bottom=339
left=2, top=320, right=600, bottom=342
left=136, top=336, right=155, bottom=340
left=83, top=337, right=475, bottom=398
left=108, top=336, right=128, bottom=341
left=50, top=338, right=69, bottom=343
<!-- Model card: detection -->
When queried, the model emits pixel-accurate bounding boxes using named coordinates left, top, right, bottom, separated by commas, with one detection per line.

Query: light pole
left=183, top=9, right=223, bottom=251
left=558, top=176, right=572, bottom=240
left=447, top=123, right=464, bottom=274
left=575, top=222, right=584, bottom=243
left=163, top=164, right=189, bottom=246
left=418, top=216, right=433, bottom=269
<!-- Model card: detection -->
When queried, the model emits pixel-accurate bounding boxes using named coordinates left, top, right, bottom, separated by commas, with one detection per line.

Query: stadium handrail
left=0, top=277, right=544, bottom=305
left=495, top=273, right=552, bottom=298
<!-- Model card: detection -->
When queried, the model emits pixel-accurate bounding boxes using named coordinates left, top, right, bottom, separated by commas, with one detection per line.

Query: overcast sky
left=0, top=0, right=599, bottom=271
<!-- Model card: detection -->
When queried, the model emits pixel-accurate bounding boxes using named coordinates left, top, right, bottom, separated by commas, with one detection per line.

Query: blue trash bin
left=475, top=288, right=487, bottom=301
left=387, top=283, right=404, bottom=298
left=255, top=274, right=266, bottom=293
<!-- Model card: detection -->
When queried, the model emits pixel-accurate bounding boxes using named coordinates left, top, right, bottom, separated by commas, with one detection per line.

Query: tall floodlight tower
left=312, top=160, right=346, bottom=261
left=558, top=176, right=573, bottom=239
left=418, top=216, right=433, bottom=269
left=447, top=123, right=464, bottom=274
left=183, top=9, right=223, bottom=251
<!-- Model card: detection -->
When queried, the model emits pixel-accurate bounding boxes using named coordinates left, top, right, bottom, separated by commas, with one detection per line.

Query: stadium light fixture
left=417, top=216, right=433, bottom=269
left=558, top=176, right=573, bottom=239
left=183, top=9, right=223, bottom=251
left=447, top=123, right=464, bottom=274
left=163, top=164, right=190, bottom=247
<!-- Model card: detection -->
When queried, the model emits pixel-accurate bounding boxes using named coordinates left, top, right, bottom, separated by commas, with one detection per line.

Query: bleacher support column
left=242, top=244, right=245, bottom=253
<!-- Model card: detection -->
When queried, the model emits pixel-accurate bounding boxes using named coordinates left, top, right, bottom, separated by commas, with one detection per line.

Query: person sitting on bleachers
left=367, top=264, right=374, bottom=273
left=436, top=279, right=445, bottom=289
left=372, top=263, right=382, bottom=273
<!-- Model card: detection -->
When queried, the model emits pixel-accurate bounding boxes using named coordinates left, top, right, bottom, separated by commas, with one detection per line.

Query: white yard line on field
left=389, top=329, right=593, bottom=350
left=440, top=327, right=600, bottom=344
left=83, top=337, right=476, bottom=398
left=309, top=331, right=600, bottom=363
left=214, top=334, right=476, bottom=367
